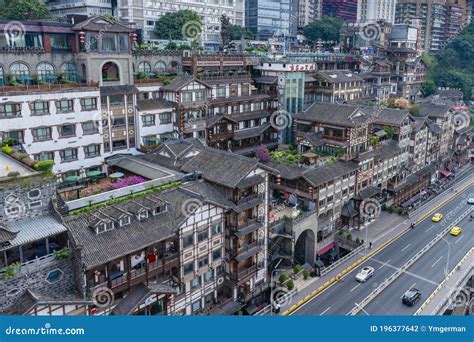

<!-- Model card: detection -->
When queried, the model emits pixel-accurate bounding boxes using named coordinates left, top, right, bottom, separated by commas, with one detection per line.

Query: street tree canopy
left=303, top=16, right=343, bottom=43
left=154, top=10, right=202, bottom=40
left=1, top=0, right=50, bottom=20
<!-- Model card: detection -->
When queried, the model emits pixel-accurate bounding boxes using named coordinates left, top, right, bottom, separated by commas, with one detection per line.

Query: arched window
left=0, top=65, right=4, bottom=86
left=138, top=62, right=152, bottom=75
left=10, top=62, right=30, bottom=77
left=154, top=61, right=167, bottom=73
left=61, top=63, right=77, bottom=82
left=102, top=62, right=120, bottom=82
left=36, top=62, right=55, bottom=82
left=170, top=61, right=179, bottom=71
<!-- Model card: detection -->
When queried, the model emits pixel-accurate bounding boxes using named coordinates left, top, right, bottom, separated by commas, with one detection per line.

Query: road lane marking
left=425, top=226, right=435, bottom=233
left=455, top=236, right=464, bottom=244
left=401, top=243, right=411, bottom=252
left=320, top=307, right=331, bottom=315
left=350, top=284, right=361, bottom=292
left=401, top=283, right=417, bottom=299
left=431, top=256, right=443, bottom=268
left=378, top=259, right=391, bottom=270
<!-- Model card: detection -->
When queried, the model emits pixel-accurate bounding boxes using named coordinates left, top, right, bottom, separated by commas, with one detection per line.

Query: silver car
left=355, top=266, right=375, bottom=283
left=468, top=198, right=474, bottom=205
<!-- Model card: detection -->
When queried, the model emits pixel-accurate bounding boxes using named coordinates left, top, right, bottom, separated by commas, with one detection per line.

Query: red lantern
left=79, top=31, right=85, bottom=44
left=90, top=307, right=97, bottom=315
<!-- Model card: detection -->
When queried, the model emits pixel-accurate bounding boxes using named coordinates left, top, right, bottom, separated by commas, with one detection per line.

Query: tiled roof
left=160, top=76, right=211, bottom=92
left=373, top=107, right=411, bottom=126
left=315, top=70, right=364, bottom=83
left=295, top=103, right=375, bottom=127
left=100, top=85, right=139, bottom=96
left=420, top=103, right=451, bottom=118
left=233, top=122, right=273, bottom=140
left=1, top=216, right=67, bottom=252
left=181, top=148, right=259, bottom=188
left=136, top=99, right=174, bottom=111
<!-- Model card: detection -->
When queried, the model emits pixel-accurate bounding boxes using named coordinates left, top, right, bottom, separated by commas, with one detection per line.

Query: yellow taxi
left=431, top=213, right=443, bottom=222
left=450, top=226, right=462, bottom=236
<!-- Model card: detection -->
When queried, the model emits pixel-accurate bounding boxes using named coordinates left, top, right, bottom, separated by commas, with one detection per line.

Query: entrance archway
left=294, top=229, right=315, bottom=265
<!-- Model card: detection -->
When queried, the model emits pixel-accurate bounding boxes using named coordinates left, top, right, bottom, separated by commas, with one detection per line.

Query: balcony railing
left=110, top=273, right=128, bottom=288
left=0, top=82, right=99, bottom=94
left=231, top=264, right=257, bottom=282
left=130, top=267, right=146, bottom=279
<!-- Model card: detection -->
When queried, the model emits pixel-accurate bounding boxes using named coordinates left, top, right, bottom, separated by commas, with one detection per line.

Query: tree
left=229, top=25, right=255, bottom=40
left=303, top=16, right=343, bottom=43
left=2, top=0, right=50, bottom=20
left=409, top=104, right=421, bottom=117
left=154, top=10, right=202, bottom=40
left=422, top=78, right=438, bottom=97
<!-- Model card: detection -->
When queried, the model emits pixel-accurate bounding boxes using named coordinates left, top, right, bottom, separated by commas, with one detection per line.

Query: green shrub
left=346, top=233, right=352, bottom=241
left=2, top=137, right=15, bottom=146
left=293, top=264, right=302, bottom=274
left=34, top=160, right=54, bottom=173
left=303, top=270, right=310, bottom=280
left=53, top=247, right=70, bottom=260
left=278, top=273, right=288, bottom=283
left=1, top=145, right=13, bottom=154
left=7, top=171, right=20, bottom=178
left=286, top=279, right=295, bottom=291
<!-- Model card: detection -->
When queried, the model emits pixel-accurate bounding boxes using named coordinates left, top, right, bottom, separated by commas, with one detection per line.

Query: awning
left=209, top=300, right=242, bottom=316
left=439, top=170, right=452, bottom=177
left=317, top=242, right=336, bottom=256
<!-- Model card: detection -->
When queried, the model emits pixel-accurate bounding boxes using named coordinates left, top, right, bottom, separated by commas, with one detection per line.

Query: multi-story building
left=245, top=0, right=296, bottom=40
left=322, top=0, right=358, bottom=22
left=44, top=0, right=114, bottom=16
left=298, top=0, right=322, bottom=29
left=295, top=103, right=375, bottom=160
left=357, top=0, right=398, bottom=24
left=409, top=116, right=430, bottom=172
left=395, top=0, right=469, bottom=52
left=307, top=70, right=364, bottom=104
left=361, top=60, right=398, bottom=102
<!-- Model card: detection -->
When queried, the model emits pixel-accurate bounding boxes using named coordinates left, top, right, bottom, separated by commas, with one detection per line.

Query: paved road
left=360, top=212, right=473, bottom=315
left=291, top=183, right=474, bottom=315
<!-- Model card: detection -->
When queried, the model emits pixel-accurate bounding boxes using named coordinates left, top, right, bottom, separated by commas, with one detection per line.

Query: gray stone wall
left=0, top=177, right=56, bottom=224
left=0, top=258, right=76, bottom=312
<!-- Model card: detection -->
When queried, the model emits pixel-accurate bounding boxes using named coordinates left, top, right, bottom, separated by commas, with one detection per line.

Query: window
left=154, top=61, right=166, bottom=72
left=61, top=63, right=77, bottom=82
left=197, top=229, right=208, bottom=242
left=56, top=99, right=74, bottom=113
left=192, top=300, right=201, bottom=312
left=119, top=216, right=131, bottom=227
left=50, top=34, right=71, bottom=50
left=212, top=249, right=221, bottom=262
left=142, top=114, right=155, bottom=126
left=30, top=101, right=50, bottom=115
left=204, top=270, right=213, bottom=282
left=191, top=276, right=201, bottom=289
left=34, top=151, right=54, bottom=161
left=195, top=91, right=206, bottom=101
left=198, top=256, right=208, bottom=268
left=143, top=135, right=158, bottom=147
left=36, top=62, right=55, bottom=81
left=60, top=148, right=78, bottom=162
left=159, top=113, right=171, bottom=124
left=254, top=102, right=262, bottom=110
left=138, top=62, right=152, bottom=74
left=81, top=98, right=97, bottom=111
left=216, top=87, right=226, bottom=97
left=211, top=223, right=221, bottom=236
left=10, top=62, right=30, bottom=79
left=183, top=262, right=194, bottom=275
left=101, top=34, right=116, bottom=52
left=32, top=127, right=52, bottom=142
left=58, top=124, right=75, bottom=138
left=112, top=117, right=126, bottom=127
left=84, top=144, right=100, bottom=158
left=0, top=103, right=21, bottom=118
left=119, top=34, right=129, bottom=53
left=182, top=234, right=194, bottom=248
left=82, top=121, right=99, bottom=134
left=0, top=65, right=4, bottom=86
left=3, top=130, right=24, bottom=143
left=181, top=92, right=192, bottom=102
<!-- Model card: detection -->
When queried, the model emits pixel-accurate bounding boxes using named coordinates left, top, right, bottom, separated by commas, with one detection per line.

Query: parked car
left=355, top=266, right=375, bottom=283
left=402, top=288, right=421, bottom=306
left=468, top=197, right=474, bottom=205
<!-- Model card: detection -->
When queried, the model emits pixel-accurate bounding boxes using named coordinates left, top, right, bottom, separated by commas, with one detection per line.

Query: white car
left=355, top=266, right=375, bottom=283
left=468, top=198, right=474, bottom=205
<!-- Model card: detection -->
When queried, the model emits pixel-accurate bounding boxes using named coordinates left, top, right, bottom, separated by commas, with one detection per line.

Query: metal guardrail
left=320, top=245, right=365, bottom=277
left=254, top=288, right=298, bottom=316
left=408, top=165, right=473, bottom=219
left=348, top=208, right=473, bottom=316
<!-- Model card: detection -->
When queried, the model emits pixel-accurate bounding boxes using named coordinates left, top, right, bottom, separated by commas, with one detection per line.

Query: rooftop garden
left=80, top=176, right=146, bottom=197
left=256, top=144, right=341, bottom=166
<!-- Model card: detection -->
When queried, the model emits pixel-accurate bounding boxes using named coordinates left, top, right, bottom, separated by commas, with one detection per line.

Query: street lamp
left=439, top=235, right=451, bottom=276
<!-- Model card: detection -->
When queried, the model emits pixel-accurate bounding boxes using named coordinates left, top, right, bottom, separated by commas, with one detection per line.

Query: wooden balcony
left=230, top=264, right=257, bottom=282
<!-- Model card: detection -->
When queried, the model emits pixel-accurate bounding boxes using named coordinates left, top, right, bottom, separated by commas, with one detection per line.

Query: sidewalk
left=275, top=172, right=474, bottom=314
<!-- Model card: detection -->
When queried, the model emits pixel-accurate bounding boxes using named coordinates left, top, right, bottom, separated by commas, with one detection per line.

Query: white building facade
left=357, top=0, right=398, bottom=24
